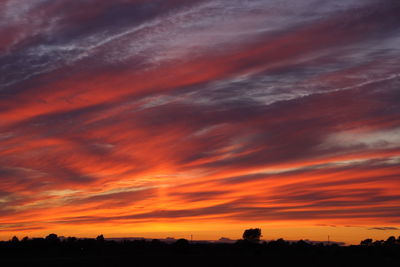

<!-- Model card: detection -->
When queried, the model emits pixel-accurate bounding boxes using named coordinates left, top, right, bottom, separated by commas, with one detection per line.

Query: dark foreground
left=2, top=237, right=399, bottom=267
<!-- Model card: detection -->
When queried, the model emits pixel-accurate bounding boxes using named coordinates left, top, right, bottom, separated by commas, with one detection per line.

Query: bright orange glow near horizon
left=0, top=0, right=399, bottom=245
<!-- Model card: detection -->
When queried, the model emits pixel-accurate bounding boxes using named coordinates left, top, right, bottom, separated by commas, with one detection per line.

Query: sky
left=0, top=0, right=399, bottom=244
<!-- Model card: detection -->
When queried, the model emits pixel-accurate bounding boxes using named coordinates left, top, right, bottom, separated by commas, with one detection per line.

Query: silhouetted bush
left=360, top=238, right=373, bottom=246
left=242, top=228, right=262, bottom=242
left=385, top=236, right=396, bottom=245
left=45, top=233, right=60, bottom=243
left=96, top=234, right=105, bottom=242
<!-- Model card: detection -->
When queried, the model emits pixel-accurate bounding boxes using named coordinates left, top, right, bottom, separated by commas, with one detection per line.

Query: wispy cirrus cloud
left=369, top=227, right=399, bottom=231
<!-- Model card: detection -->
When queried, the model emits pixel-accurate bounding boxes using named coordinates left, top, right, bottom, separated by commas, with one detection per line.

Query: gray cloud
left=368, top=227, right=399, bottom=231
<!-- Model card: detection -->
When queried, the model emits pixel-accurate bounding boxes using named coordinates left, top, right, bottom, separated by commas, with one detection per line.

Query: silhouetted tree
left=296, top=239, right=311, bottom=248
left=96, top=234, right=105, bottom=242
left=242, top=228, right=262, bottom=242
left=385, top=236, right=396, bottom=245
left=45, top=233, right=60, bottom=243
left=174, top=238, right=189, bottom=246
left=360, top=238, right=373, bottom=246
left=275, top=238, right=288, bottom=246
left=21, top=236, right=29, bottom=242
left=11, top=236, right=19, bottom=243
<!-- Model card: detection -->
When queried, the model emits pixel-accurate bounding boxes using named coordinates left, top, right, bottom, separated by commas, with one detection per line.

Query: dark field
left=2, top=236, right=399, bottom=267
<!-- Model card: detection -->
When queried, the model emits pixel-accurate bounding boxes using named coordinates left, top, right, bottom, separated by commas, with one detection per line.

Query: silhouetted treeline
left=2, top=234, right=400, bottom=267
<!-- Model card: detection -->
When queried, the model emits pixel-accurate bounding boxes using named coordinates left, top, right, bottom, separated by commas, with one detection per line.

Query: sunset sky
left=0, top=0, right=399, bottom=244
